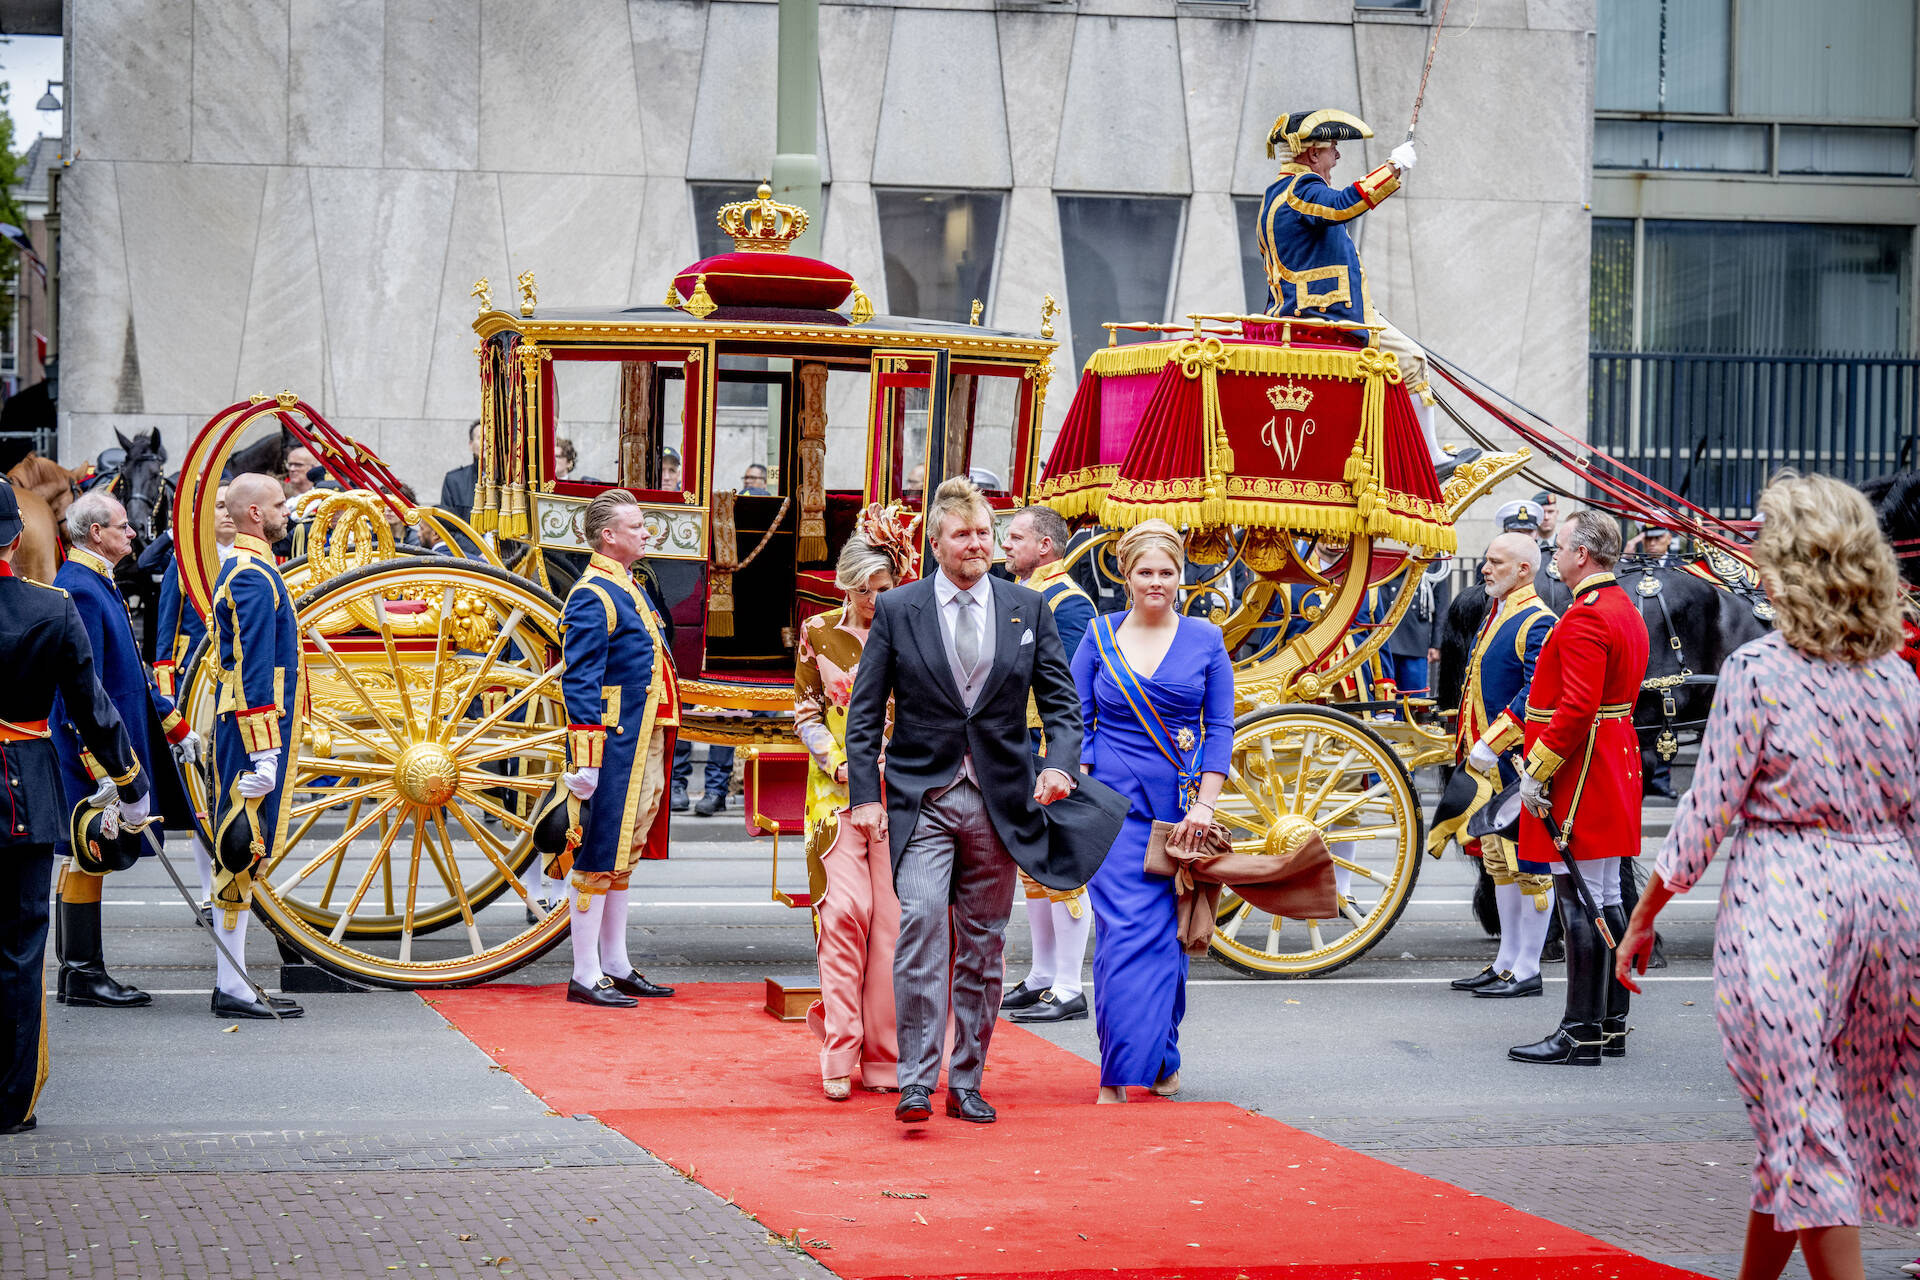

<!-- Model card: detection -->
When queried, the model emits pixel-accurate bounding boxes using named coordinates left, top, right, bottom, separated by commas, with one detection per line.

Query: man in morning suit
left=209, top=474, right=305, bottom=1020
left=558, top=489, right=679, bottom=1008
left=999, top=505, right=1097, bottom=1025
left=1443, top=532, right=1557, bottom=999
left=0, top=480, right=148, bottom=1132
left=50, top=492, right=201, bottom=1009
left=1511, top=510, right=1650, bottom=1065
left=845, top=477, right=1082, bottom=1124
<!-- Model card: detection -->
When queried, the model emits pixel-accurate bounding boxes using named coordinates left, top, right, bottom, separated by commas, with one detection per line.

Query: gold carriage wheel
left=183, top=557, right=575, bottom=987
left=1208, top=704, right=1424, bottom=979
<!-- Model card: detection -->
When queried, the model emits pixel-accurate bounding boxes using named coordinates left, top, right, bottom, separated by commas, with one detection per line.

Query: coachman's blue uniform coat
left=561, top=552, right=679, bottom=875
left=0, top=557, right=146, bottom=1130
left=210, top=533, right=302, bottom=918
left=1457, top=582, right=1557, bottom=793
left=1255, top=161, right=1401, bottom=324
left=51, top=548, right=196, bottom=840
left=152, top=558, right=207, bottom=700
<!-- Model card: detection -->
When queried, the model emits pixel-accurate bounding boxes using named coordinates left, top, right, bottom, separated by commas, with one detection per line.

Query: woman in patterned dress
left=1618, top=472, right=1920, bottom=1280
left=794, top=509, right=918, bottom=1100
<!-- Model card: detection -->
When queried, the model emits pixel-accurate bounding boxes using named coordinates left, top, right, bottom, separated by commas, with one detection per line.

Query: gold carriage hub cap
left=396, top=741, right=459, bottom=808
left=718, top=183, right=810, bottom=255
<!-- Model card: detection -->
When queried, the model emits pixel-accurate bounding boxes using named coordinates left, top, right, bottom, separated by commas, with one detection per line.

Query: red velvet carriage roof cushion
left=673, top=252, right=853, bottom=312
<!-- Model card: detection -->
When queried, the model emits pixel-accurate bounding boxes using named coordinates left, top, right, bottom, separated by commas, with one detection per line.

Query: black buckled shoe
left=1474, top=972, right=1543, bottom=999
left=1000, top=979, right=1048, bottom=1010
left=608, top=970, right=675, bottom=998
left=1449, top=965, right=1500, bottom=991
left=945, top=1088, right=996, bottom=1124
left=895, top=1085, right=932, bottom=1123
left=1433, top=447, right=1484, bottom=484
left=212, top=989, right=303, bottom=1020
left=1007, top=991, right=1087, bottom=1023
left=567, top=977, right=637, bottom=1008
left=1508, top=1023, right=1605, bottom=1065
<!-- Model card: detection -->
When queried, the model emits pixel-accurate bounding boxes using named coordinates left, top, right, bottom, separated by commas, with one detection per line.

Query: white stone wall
left=60, top=0, right=1593, bottom=549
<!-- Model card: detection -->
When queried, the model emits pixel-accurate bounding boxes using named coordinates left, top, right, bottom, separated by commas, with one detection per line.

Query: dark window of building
left=1056, top=195, right=1186, bottom=368
left=1593, top=120, right=1768, bottom=172
left=1590, top=219, right=1636, bottom=351
left=1777, top=126, right=1916, bottom=178
left=1596, top=0, right=1730, bottom=114
left=874, top=189, right=1004, bottom=325
left=1235, top=195, right=1267, bottom=313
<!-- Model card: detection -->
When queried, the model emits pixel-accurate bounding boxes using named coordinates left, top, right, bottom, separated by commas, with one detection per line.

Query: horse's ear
left=114, top=428, right=134, bottom=452
left=148, top=429, right=167, bottom=462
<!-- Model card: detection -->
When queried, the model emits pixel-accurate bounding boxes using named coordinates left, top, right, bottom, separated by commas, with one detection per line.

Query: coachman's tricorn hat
left=1268, top=109, right=1374, bottom=160
left=70, top=797, right=142, bottom=874
left=531, top=779, right=591, bottom=881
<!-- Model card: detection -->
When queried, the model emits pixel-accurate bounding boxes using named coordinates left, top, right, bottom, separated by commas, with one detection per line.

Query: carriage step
left=274, top=936, right=373, bottom=993
left=763, top=975, right=820, bottom=1022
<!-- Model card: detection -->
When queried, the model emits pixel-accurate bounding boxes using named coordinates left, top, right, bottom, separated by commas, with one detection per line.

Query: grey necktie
left=954, top=594, right=981, bottom=681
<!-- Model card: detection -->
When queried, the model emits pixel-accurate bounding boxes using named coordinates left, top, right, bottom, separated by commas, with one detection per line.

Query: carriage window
left=949, top=368, right=1025, bottom=499
left=822, top=367, right=869, bottom=491
left=547, top=354, right=696, bottom=496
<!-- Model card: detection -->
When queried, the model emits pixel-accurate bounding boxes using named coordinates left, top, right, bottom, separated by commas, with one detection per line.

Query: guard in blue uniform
left=0, top=480, right=148, bottom=1133
left=1439, top=531, right=1557, bottom=998
left=559, top=491, right=680, bottom=1008
left=1000, top=506, right=1098, bottom=1024
left=50, top=492, right=201, bottom=1009
left=1256, top=109, right=1475, bottom=479
left=208, top=474, right=304, bottom=1020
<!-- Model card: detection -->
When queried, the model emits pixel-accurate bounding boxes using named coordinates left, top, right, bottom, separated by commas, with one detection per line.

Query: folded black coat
left=1143, top=819, right=1338, bottom=954
left=1026, top=771, right=1131, bottom=892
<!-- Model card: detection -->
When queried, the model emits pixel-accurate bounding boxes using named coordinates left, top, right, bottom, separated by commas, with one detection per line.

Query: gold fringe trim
left=1084, top=342, right=1180, bottom=378
left=709, top=489, right=738, bottom=636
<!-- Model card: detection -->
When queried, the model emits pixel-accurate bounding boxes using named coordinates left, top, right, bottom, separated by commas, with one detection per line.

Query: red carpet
left=427, top=984, right=1704, bottom=1280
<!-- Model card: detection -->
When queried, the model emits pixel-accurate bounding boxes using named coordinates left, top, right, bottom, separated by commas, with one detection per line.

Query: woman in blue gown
left=1071, top=520, right=1235, bottom=1103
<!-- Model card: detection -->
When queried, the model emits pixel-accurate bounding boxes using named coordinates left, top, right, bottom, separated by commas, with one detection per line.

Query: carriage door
left=867, top=350, right=950, bottom=536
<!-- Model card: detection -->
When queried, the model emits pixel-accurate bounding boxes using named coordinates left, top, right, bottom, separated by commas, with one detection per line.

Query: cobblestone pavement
left=1295, top=1114, right=1920, bottom=1280
left=1, top=1128, right=829, bottom=1280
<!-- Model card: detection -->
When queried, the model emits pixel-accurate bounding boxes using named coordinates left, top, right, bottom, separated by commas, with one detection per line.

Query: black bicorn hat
left=1022, top=771, right=1131, bottom=893
left=1267, top=109, right=1374, bottom=159
left=1426, top=763, right=1495, bottom=857
left=531, top=778, right=591, bottom=881
left=1467, top=777, right=1525, bottom=844
left=70, top=799, right=143, bottom=875
left=0, top=478, right=23, bottom=545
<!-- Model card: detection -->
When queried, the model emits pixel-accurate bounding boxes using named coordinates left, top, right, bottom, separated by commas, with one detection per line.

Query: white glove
left=1467, top=740, right=1499, bottom=775
left=564, top=767, right=599, bottom=800
left=1389, top=141, right=1417, bottom=172
left=121, top=792, right=151, bottom=825
left=86, top=776, right=117, bottom=809
left=171, top=729, right=203, bottom=766
left=1518, top=770, right=1551, bottom=819
left=236, top=751, right=279, bottom=799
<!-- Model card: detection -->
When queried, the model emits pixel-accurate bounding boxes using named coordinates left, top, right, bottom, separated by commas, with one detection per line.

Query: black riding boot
left=1602, top=902, right=1631, bottom=1057
left=57, top=895, right=152, bottom=1009
left=1508, top=877, right=1604, bottom=1066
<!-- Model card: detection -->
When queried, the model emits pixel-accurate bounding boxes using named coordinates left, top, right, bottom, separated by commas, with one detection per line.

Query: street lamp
left=35, top=81, right=61, bottom=113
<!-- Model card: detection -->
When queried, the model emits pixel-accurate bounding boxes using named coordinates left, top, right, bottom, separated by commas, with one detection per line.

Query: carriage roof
left=473, top=305, right=1055, bottom=362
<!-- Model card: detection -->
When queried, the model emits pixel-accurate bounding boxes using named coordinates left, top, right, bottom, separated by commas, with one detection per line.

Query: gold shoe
left=1149, top=1070, right=1181, bottom=1097
left=823, top=1076, right=852, bottom=1101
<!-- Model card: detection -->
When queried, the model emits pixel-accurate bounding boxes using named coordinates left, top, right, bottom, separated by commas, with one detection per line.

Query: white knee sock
left=1022, top=896, right=1056, bottom=990
left=192, top=835, right=215, bottom=903
left=1491, top=881, right=1523, bottom=975
left=541, top=872, right=565, bottom=906
left=1050, top=897, right=1092, bottom=999
left=214, top=909, right=253, bottom=1001
left=1331, top=842, right=1355, bottom=903
left=1414, top=395, right=1447, bottom=465
left=1511, top=882, right=1555, bottom=981
left=599, top=888, right=633, bottom=978
left=568, top=885, right=607, bottom=987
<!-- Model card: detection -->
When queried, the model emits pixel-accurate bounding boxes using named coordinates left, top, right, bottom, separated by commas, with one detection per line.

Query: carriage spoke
left=380, top=811, right=398, bottom=915
left=455, top=769, right=558, bottom=796
left=435, top=607, right=528, bottom=744
left=443, top=800, right=537, bottom=908
left=288, top=778, right=394, bottom=821
left=457, top=727, right=568, bottom=766
left=1307, top=921, right=1327, bottom=951
left=305, top=709, right=403, bottom=762
left=1312, top=780, right=1389, bottom=832
left=397, top=813, right=427, bottom=964
left=306, top=628, right=407, bottom=745
left=285, top=795, right=402, bottom=889
left=1339, top=898, right=1368, bottom=926
left=1219, top=899, right=1254, bottom=943
left=425, top=809, right=485, bottom=956
left=1224, top=765, right=1279, bottom=827
left=1288, top=731, right=1313, bottom=811
left=370, top=596, right=420, bottom=733
left=1264, top=914, right=1285, bottom=953
left=455, top=785, right=536, bottom=834
left=422, top=587, right=457, bottom=727
left=1302, top=747, right=1360, bottom=816
left=447, top=665, right=563, bottom=751
left=328, top=806, right=410, bottom=943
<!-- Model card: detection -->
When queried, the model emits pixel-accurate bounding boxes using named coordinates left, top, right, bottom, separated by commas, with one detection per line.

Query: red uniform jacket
left=1518, top=573, right=1650, bottom=863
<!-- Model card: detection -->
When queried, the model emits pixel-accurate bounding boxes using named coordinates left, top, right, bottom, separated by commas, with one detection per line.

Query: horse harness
left=1624, top=561, right=1711, bottom=763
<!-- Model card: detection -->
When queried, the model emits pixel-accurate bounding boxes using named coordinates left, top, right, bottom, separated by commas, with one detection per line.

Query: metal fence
left=1589, top=351, right=1920, bottom=515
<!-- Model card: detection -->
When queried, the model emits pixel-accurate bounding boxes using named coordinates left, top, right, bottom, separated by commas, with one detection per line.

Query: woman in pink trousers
left=794, top=507, right=919, bottom=1099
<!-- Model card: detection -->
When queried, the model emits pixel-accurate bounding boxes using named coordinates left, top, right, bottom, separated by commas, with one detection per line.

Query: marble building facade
left=58, top=0, right=1594, bottom=537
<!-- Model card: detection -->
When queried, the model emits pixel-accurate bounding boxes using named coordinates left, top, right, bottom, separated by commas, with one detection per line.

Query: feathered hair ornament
left=856, top=502, right=922, bottom=584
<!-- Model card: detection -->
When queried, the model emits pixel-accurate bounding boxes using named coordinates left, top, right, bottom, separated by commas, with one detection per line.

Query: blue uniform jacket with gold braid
left=561, top=552, right=680, bottom=874
left=152, top=558, right=206, bottom=699
left=1456, top=583, right=1556, bottom=790
left=212, top=534, right=302, bottom=855
left=51, top=548, right=196, bottom=839
left=1256, top=161, right=1401, bottom=325
left=1022, top=560, right=1096, bottom=735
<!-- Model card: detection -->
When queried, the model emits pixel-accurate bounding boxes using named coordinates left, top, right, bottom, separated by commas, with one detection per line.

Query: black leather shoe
left=693, top=792, right=726, bottom=817
left=945, top=1088, right=996, bottom=1123
left=670, top=788, right=690, bottom=813
left=1433, top=447, right=1484, bottom=483
left=63, top=967, right=153, bottom=1009
left=212, top=989, right=303, bottom=1020
left=266, top=994, right=302, bottom=1012
left=1000, top=979, right=1048, bottom=1010
left=1474, top=972, right=1543, bottom=999
left=1, top=1116, right=35, bottom=1134
left=567, top=977, right=637, bottom=1008
left=895, top=1085, right=932, bottom=1123
left=1541, top=937, right=1566, bottom=964
left=1007, top=991, right=1087, bottom=1023
left=608, top=970, right=675, bottom=998
left=1508, top=1024, right=1605, bottom=1065
left=1449, top=965, right=1500, bottom=991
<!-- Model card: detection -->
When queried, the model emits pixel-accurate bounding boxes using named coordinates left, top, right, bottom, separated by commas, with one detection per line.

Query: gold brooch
left=1176, top=728, right=1195, bottom=751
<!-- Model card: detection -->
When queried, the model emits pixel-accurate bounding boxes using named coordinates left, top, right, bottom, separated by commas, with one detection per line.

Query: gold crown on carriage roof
left=717, top=183, right=811, bottom=254
left=1266, top=378, right=1315, bottom=413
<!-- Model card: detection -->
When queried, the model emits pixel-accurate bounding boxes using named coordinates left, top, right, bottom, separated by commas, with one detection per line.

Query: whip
left=1405, top=0, right=1457, bottom=140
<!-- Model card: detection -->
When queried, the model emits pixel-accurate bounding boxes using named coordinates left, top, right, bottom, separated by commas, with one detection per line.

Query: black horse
left=90, top=428, right=176, bottom=653
left=1859, top=469, right=1920, bottom=587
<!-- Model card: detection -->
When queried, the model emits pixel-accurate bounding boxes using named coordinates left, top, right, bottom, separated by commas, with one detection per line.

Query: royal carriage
left=166, top=187, right=1062, bottom=989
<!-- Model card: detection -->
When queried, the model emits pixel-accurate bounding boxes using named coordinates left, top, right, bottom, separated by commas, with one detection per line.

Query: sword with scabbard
left=124, top=816, right=283, bottom=1022
left=1511, top=754, right=1616, bottom=948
